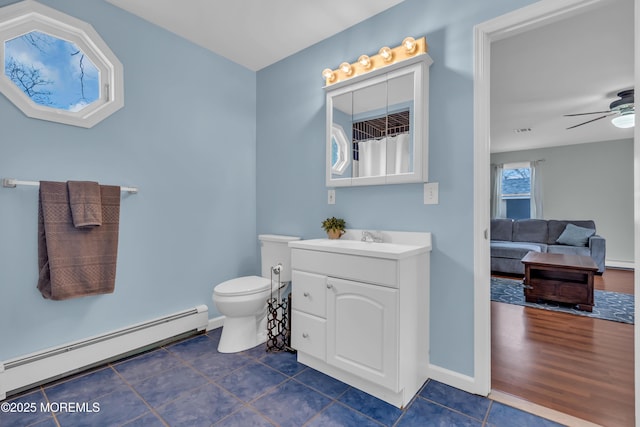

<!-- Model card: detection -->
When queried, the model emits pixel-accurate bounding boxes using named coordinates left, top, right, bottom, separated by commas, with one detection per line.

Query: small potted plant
left=321, top=216, right=346, bottom=239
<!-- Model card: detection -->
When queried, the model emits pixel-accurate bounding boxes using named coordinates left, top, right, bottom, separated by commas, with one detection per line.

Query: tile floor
left=0, top=328, right=563, bottom=427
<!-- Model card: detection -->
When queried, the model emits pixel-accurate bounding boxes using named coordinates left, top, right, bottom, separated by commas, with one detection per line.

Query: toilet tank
left=259, top=234, right=300, bottom=283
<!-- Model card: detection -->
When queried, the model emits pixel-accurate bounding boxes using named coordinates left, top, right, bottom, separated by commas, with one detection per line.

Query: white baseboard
left=606, top=260, right=635, bottom=270
left=207, top=315, right=224, bottom=331
left=0, top=305, right=208, bottom=400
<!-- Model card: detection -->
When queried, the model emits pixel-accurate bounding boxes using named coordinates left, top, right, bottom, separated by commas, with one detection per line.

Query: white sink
left=288, top=230, right=431, bottom=259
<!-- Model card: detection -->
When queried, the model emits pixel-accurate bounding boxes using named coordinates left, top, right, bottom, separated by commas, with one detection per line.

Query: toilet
left=212, top=234, right=300, bottom=353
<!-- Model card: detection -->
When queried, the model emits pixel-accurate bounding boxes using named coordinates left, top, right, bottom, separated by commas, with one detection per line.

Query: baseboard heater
left=0, top=305, right=208, bottom=400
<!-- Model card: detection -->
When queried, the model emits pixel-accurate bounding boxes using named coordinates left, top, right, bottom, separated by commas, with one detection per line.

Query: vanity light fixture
left=322, top=36, right=427, bottom=86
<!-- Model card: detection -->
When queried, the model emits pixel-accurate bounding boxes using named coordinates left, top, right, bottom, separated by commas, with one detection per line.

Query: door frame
left=472, top=0, right=639, bottom=422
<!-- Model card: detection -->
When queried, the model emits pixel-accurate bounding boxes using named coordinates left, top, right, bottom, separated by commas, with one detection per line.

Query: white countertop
left=289, top=231, right=431, bottom=260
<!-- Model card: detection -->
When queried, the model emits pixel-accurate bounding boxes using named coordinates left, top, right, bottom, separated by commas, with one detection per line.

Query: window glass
left=501, top=167, right=531, bottom=220
left=5, top=31, right=99, bottom=111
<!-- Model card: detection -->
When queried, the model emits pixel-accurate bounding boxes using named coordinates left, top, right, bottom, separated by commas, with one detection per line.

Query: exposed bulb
left=402, top=36, right=417, bottom=54
left=378, top=46, right=393, bottom=62
left=358, top=55, right=371, bottom=69
left=339, top=62, right=353, bottom=76
left=322, top=68, right=335, bottom=83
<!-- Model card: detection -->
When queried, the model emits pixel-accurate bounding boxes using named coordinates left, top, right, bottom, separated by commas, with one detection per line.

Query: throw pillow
left=556, top=223, right=595, bottom=246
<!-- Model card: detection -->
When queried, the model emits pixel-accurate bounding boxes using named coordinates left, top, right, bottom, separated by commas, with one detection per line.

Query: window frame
left=0, top=0, right=123, bottom=128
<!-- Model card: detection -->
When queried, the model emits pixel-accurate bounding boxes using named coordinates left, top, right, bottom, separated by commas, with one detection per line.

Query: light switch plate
left=328, top=189, right=336, bottom=205
left=424, top=182, right=438, bottom=205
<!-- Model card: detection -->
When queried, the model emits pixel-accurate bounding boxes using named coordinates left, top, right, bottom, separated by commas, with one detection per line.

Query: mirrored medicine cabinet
left=325, top=54, right=432, bottom=187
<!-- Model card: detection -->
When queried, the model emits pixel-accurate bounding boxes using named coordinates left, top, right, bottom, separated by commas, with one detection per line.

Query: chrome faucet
left=361, top=230, right=383, bottom=243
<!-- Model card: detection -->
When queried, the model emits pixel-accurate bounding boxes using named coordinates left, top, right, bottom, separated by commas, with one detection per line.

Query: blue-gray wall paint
left=256, top=0, right=536, bottom=376
left=0, top=0, right=257, bottom=360
left=0, top=0, right=541, bottom=379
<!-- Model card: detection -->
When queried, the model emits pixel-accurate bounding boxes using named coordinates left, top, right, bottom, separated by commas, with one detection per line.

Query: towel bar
left=2, top=178, right=138, bottom=194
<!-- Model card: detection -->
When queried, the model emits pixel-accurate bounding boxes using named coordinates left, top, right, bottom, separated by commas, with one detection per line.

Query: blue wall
left=0, top=0, right=541, bottom=380
left=0, top=0, right=257, bottom=360
left=256, top=0, right=536, bottom=376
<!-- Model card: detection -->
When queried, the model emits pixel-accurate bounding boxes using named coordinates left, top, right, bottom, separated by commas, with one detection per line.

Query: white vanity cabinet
left=289, top=231, right=431, bottom=408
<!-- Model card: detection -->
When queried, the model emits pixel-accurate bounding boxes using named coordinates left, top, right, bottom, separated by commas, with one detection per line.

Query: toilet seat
left=214, top=276, right=272, bottom=297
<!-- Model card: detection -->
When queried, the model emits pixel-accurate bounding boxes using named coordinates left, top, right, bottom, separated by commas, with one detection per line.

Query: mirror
left=326, top=55, right=432, bottom=186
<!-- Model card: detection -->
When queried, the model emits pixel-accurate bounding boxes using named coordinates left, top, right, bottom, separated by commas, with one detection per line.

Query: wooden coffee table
left=521, top=252, right=598, bottom=312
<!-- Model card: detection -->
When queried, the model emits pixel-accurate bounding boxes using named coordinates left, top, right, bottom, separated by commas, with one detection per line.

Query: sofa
left=491, top=219, right=606, bottom=275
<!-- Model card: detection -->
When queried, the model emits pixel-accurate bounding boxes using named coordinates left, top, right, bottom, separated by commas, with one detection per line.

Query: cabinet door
left=326, top=277, right=398, bottom=391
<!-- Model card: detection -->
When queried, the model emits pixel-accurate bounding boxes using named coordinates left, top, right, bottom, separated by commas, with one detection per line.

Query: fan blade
left=564, top=110, right=613, bottom=117
left=566, top=113, right=615, bottom=129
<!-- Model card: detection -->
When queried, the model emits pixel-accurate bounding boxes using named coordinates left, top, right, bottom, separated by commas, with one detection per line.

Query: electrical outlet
left=328, top=189, right=336, bottom=205
left=424, top=182, right=439, bottom=205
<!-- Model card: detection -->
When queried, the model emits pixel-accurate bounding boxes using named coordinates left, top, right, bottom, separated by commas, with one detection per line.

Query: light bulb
left=611, top=112, right=635, bottom=129
left=378, top=46, right=392, bottom=62
left=322, top=68, right=335, bottom=83
left=358, top=55, right=371, bottom=69
left=339, top=62, right=353, bottom=76
left=402, top=36, right=417, bottom=53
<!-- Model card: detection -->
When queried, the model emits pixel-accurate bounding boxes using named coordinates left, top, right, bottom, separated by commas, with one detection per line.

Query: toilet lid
left=214, top=276, right=272, bottom=297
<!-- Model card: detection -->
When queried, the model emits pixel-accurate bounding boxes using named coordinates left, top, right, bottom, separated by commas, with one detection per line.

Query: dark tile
left=166, top=334, right=219, bottom=362
left=260, top=351, right=305, bottom=376
left=43, top=367, right=125, bottom=403
left=0, top=390, right=52, bottom=427
left=207, top=327, right=222, bottom=344
left=121, top=412, right=166, bottom=426
left=419, top=380, right=490, bottom=421
left=293, top=368, right=350, bottom=399
left=214, top=406, right=275, bottom=427
left=241, top=343, right=269, bottom=360
left=487, top=402, right=565, bottom=427
left=55, top=386, right=148, bottom=427
left=397, top=397, right=482, bottom=427
left=306, top=402, right=384, bottom=427
left=217, top=361, right=287, bottom=402
left=188, top=351, right=251, bottom=381
left=130, top=364, right=207, bottom=408
left=156, top=383, right=242, bottom=426
left=338, top=387, right=403, bottom=427
left=251, top=380, right=331, bottom=427
left=113, top=348, right=184, bottom=383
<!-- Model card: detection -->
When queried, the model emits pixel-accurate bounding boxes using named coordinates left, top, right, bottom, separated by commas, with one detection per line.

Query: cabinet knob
left=302, top=333, right=309, bottom=338
left=326, top=284, right=333, bottom=289
left=303, top=292, right=310, bottom=297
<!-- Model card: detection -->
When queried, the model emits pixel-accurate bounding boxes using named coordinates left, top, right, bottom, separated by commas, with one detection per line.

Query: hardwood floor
left=491, top=268, right=635, bottom=427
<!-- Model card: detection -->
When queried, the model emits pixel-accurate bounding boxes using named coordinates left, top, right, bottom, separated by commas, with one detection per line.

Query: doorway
left=473, top=0, right=638, bottom=424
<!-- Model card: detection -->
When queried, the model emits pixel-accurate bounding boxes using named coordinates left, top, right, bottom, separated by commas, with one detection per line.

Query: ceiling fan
left=565, top=89, right=635, bottom=129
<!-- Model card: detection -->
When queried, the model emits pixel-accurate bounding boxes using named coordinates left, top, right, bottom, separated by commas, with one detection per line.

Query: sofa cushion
left=491, top=219, right=514, bottom=241
left=513, top=219, right=548, bottom=244
left=547, top=244, right=590, bottom=257
left=490, top=241, right=546, bottom=259
left=547, top=220, right=596, bottom=244
left=556, top=223, right=596, bottom=246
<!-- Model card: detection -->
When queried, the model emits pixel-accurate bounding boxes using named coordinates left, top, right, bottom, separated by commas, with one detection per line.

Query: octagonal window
left=5, top=31, right=100, bottom=112
left=0, top=1, right=123, bottom=128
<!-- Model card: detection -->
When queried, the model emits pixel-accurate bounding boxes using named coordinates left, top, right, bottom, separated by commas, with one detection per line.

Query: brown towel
left=67, top=181, right=102, bottom=228
left=37, top=181, right=120, bottom=300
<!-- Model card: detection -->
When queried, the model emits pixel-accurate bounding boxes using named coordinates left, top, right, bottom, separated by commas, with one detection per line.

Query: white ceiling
left=105, top=0, right=634, bottom=153
left=105, top=0, right=405, bottom=71
left=491, top=0, right=634, bottom=153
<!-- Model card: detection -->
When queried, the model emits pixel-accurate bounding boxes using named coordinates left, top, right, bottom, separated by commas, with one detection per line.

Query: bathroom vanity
left=288, top=230, right=431, bottom=408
